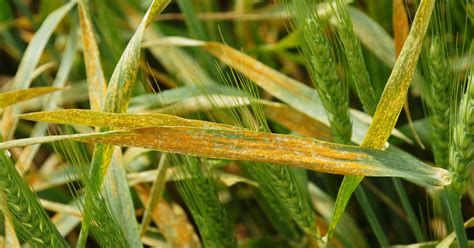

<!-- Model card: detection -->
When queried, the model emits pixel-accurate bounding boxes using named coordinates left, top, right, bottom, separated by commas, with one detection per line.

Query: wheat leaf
left=19, top=109, right=241, bottom=130
left=75, top=2, right=169, bottom=245
left=0, top=87, right=61, bottom=108
left=102, top=149, right=142, bottom=247
left=78, top=0, right=107, bottom=111
left=87, top=0, right=170, bottom=195
left=0, top=126, right=450, bottom=187
left=348, top=7, right=426, bottom=97
left=78, top=1, right=150, bottom=245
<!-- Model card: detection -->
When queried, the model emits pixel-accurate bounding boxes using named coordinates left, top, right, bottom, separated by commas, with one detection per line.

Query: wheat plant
left=0, top=0, right=472, bottom=247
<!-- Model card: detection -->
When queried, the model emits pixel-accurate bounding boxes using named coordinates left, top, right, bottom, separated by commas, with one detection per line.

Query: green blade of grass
left=393, top=178, right=426, bottom=242
left=327, top=0, right=436, bottom=242
left=354, top=187, right=389, bottom=245
left=0, top=1, right=76, bottom=139
left=443, top=187, right=468, bottom=247
left=0, top=87, right=61, bottom=108
left=308, top=183, right=368, bottom=247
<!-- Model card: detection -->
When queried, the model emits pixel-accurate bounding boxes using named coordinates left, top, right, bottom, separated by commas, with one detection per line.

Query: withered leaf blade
left=0, top=87, right=61, bottom=109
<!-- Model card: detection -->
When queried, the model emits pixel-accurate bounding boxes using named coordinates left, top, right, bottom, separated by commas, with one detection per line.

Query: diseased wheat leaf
left=327, top=0, right=436, bottom=241
left=0, top=126, right=450, bottom=186
left=77, top=1, right=131, bottom=245
left=19, top=109, right=241, bottom=130
left=78, top=0, right=145, bottom=245
left=349, top=7, right=426, bottom=97
left=77, top=1, right=170, bottom=245
left=87, top=0, right=170, bottom=194
left=78, top=0, right=107, bottom=111
left=0, top=87, right=60, bottom=108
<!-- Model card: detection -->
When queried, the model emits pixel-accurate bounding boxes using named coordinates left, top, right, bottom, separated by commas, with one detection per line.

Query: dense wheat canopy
left=0, top=0, right=472, bottom=247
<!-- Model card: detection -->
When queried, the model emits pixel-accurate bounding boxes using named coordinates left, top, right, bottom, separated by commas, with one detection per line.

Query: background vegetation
left=0, top=0, right=472, bottom=247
